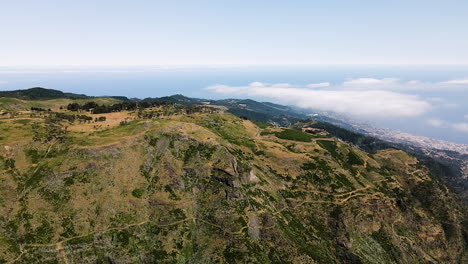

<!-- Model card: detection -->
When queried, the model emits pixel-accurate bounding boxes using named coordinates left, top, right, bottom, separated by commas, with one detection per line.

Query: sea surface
left=0, top=65, right=467, bottom=144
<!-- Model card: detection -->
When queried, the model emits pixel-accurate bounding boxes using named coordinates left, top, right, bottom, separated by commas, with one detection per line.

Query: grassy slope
left=0, top=111, right=467, bottom=263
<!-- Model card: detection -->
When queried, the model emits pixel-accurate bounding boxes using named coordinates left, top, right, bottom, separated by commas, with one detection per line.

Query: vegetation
left=307, top=121, right=393, bottom=153
left=66, top=100, right=169, bottom=114
left=0, top=87, right=89, bottom=100
left=274, top=128, right=314, bottom=142
left=131, top=188, right=144, bottom=198
left=0, top=89, right=466, bottom=263
left=252, top=120, right=271, bottom=129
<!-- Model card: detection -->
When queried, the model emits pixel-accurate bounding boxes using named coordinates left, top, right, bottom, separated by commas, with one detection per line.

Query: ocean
left=1, top=65, right=467, bottom=144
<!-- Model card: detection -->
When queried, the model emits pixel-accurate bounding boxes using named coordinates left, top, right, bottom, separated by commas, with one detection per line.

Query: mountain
left=0, top=87, right=131, bottom=102
left=0, top=91, right=467, bottom=263
left=301, top=120, right=468, bottom=202
left=138, top=94, right=468, bottom=204
left=315, top=118, right=468, bottom=203
left=0, top=87, right=90, bottom=100
left=2, top=89, right=466, bottom=203
left=143, top=95, right=332, bottom=127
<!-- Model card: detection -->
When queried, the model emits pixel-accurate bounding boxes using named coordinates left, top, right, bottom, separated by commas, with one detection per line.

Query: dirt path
left=7, top=220, right=150, bottom=263
left=7, top=216, right=246, bottom=263
left=292, top=184, right=372, bottom=197
left=254, top=126, right=261, bottom=138
left=56, top=243, right=69, bottom=264
left=283, top=185, right=389, bottom=210
left=5, top=248, right=25, bottom=264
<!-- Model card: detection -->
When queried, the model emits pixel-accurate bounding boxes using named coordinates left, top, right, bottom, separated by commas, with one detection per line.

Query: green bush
left=132, top=188, right=144, bottom=198
left=348, top=150, right=364, bottom=166
left=275, top=129, right=313, bottom=142
left=317, top=140, right=341, bottom=160
left=95, top=116, right=106, bottom=122
left=252, top=120, right=271, bottom=129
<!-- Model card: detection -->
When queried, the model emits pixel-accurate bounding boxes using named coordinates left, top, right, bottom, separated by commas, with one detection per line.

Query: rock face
left=0, top=113, right=467, bottom=263
left=248, top=170, right=260, bottom=184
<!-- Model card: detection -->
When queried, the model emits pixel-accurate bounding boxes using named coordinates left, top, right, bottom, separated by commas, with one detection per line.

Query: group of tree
left=49, top=112, right=93, bottom=123
left=30, top=107, right=51, bottom=112
left=66, top=101, right=172, bottom=114
left=66, top=101, right=99, bottom=111
left=136, top=105, right=221, bottom=119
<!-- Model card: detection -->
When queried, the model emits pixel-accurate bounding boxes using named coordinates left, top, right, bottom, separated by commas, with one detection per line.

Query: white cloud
left=427, top=118, right=444, bottom=127
left=453, top=123, right=468, bottom=133
left=207, top=77, right=468, bottom=118
left=328, top=77, right=468, bottom=91
left=407, top=80, right=422, bottom=85
left=307, top=82, right=330, bottom=88
left=443, top=78, right=468, bottom=84
left=465, top=114, right=468, bottom=120
left=207, top=82, right=431, bottom=118
left=271, top=83, right=291, bottom=88
left=249, top=82, right=265, bottom=87
left=426, top=97, right=458, bottom=108
left=424, top=118, right=468, bottom=134
left=343, top=78, right=399, bottom=87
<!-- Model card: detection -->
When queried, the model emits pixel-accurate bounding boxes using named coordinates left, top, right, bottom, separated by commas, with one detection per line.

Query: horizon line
left=1, top=63, right=468, bottom=68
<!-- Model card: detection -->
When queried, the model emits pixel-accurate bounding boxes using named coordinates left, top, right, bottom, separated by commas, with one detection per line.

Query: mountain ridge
left=0, top=87, right=130, bottom=101
left=1, top=88, right=467, bottom=203
left=0, top=88, right=467, bottom=262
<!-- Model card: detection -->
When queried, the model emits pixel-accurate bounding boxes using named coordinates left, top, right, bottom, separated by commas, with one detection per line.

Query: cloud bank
left=444, top=79, right=468, bottom=85
left=424, top=117, right=468, bottom=134
left=207, top=81, right=432, bottom=118
left=453, top=123, right=468, bottom=133
left=335, top=78, right=468, bottom=91
left=207, top=77, right=468, bottom=119
left=307, top=82, right=330, bottom=88
left=427, top=118, right=444, bottom=127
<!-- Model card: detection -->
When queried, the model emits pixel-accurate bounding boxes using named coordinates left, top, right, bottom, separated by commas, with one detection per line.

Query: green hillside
left=0, top=101, right=467, bottom=263
left=0, top=97, right=123, bottom=113
left=0, top=87, right=89, bottom=100
left=0, top=88, right=128, bottom=113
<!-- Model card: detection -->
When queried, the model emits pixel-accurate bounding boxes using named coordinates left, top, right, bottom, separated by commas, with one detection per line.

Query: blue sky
left=1, top=0, right=468, bottom=65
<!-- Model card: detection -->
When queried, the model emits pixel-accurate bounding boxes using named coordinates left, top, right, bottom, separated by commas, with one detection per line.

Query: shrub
left=348, top=150, right=364, bottom=166
left=275, top=129, right=313, bottom=142
left=132, top=188, right=144, bottom=198
left=95, top=116, right=106, bottom=122
left=252, top=120, right=271, bottom=129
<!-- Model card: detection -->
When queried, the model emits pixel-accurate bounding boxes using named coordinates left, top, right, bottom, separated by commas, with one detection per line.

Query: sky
left=1, top=0, right=468, bottom=65
left=0, top=1, right=467, bottom=144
